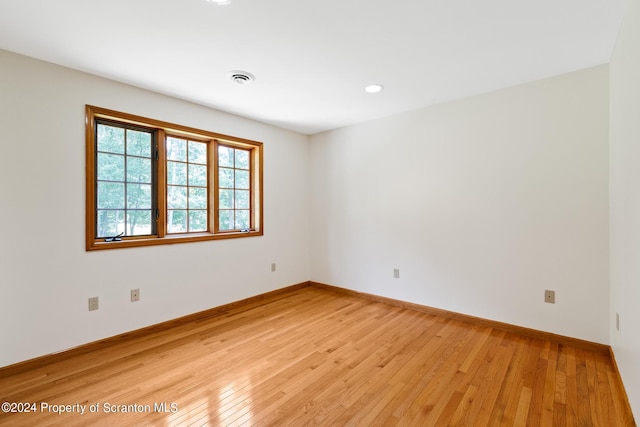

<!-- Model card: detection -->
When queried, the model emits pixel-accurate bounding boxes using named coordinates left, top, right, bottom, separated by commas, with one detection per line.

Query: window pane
left=215, top=142, right=254, bottom=233
left=167, top=210, right=187, bottom=233
left=189, top=187, right=207, bottom=209
left=167, top=161, right=187, bottom=185
left=167, top=137, right=209, bottom=234
left=167, top=185, right=187, bottom=209
left=126, top=210, right=152, bottom=236
left=219, top=167, right=234, bottom=188
left=219, top=189, right=234, bottom=209
left=127, top=183, right=152, bottom=209
left=218, top=146, right=234, bottom=167
left=98, top=182, right=124, bottom=209
left=235, top=170, right=250, bottom=189
left=126, top=157, right=151, bottom=183
left=219, top=210, right=233, bottom=231
left=189, top=164, right=207, bottom=186
left=235, top=190, right=249, bottom=209
left=189, top=210, right=207, bottom=232
left=235, top=149, right=249, bottom=169
left=93, top=119, right=159, bottom=242
left=97, top=124, right=124, bottom=154
left=166, top=137, right=187, bottom=161
left=97, top=153, right=124, bottom=181
left=126, top=130, right=152, bottom=157
left=97, top=210, right=124, bottom=237
left=235, top=210, right=249, bottom=230
left=188, top=141, right=207, bottom=164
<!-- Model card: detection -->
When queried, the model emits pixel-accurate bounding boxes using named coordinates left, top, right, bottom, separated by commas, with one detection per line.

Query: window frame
left=86, top=105, right=263, bottom=251
left=214, top=141, right=256, bottom=233
left=93, top=118, right=158, bottom=240
left=165, top=134, right=211, bottom=234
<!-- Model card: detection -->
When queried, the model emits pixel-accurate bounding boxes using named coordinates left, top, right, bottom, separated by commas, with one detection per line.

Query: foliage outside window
left=86, top=105, right=263, bottom=251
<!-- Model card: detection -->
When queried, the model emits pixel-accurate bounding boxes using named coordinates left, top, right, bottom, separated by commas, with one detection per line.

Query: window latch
left=104, top=232, right=124, bottom=242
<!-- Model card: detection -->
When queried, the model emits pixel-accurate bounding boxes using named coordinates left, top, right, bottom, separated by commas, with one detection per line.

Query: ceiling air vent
left=228, top=71, right=255, bottom=85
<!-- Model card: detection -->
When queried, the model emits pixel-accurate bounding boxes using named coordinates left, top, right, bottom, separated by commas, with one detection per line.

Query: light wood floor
left=0, top=286, right=635, bottom=426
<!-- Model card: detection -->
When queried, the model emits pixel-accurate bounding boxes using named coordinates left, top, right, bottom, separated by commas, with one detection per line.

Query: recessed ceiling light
left=365, top=84, right=384, bottom=93
left=228, top=70, right=255, bottom=85
left=207, top=0, right=232, bottom=5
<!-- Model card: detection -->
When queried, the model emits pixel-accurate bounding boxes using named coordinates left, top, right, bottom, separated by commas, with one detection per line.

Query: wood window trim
left=86, top=105, right=263, bottom=251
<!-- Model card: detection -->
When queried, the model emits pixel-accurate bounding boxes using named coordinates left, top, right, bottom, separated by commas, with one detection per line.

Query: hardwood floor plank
left=464, top=332, right=516, bottom=426
left=514, top=386, right=533, bottom=425
left=487, top=335, right=529, bottom=426
left=565, top=345, right=579, bottom=425
left=576, top=349, right=594, bottom=426
left=0, top=286, right=635, bottom=426
left=540, top=342, right=559, bottom=426
left=433, top=329, right=492, bottom=426
left=526, top=357, right=547, bottom=426
left=448, top=384, right=478, bottom=426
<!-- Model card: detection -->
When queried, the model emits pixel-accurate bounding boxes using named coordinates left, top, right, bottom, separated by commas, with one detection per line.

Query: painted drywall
left=0, top=49, right=310, bottom=368
left=610, top=0, right=640, bottom=418
left=310, top=66, right=610, bottom=344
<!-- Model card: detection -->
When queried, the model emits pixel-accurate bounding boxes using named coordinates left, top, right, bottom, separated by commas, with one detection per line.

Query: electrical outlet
left=544, top=290, right=555, bottom=304
left=393, top=268, right=400, bottom=279
left=131, top=289, right=140, bottom=302
left=271, top=263, right=276, bottom=272
left=88, top=296, right=99, bottom=311
left=616, top=312, right=620, bottom=331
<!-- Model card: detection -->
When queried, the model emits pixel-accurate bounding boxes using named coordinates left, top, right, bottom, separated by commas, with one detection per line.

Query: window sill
left=86, top=230, right=263, bottom=251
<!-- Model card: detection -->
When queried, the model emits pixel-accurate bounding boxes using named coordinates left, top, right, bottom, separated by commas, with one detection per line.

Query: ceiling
left=0, top=0, right=627, bottom=135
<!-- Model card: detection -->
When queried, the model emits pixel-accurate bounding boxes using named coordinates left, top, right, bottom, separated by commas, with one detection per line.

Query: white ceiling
left=0, top=0, right=627, bottom=135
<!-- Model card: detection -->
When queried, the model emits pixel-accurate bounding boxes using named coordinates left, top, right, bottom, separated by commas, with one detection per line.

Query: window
left=95, top=121, right=156, bottom=239
left=166, top=136, right=208, bottom=233
left=216, top=144, right=252, bottom=232
left=86, top=105, right=263, bottom=250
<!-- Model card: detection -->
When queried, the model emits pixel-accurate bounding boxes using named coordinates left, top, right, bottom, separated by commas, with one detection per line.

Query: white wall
left=0, top=49, right=310, bottom=368
left=310, top=66, right=610, bottom=344
left=610, top=0, right=640, bottom=417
